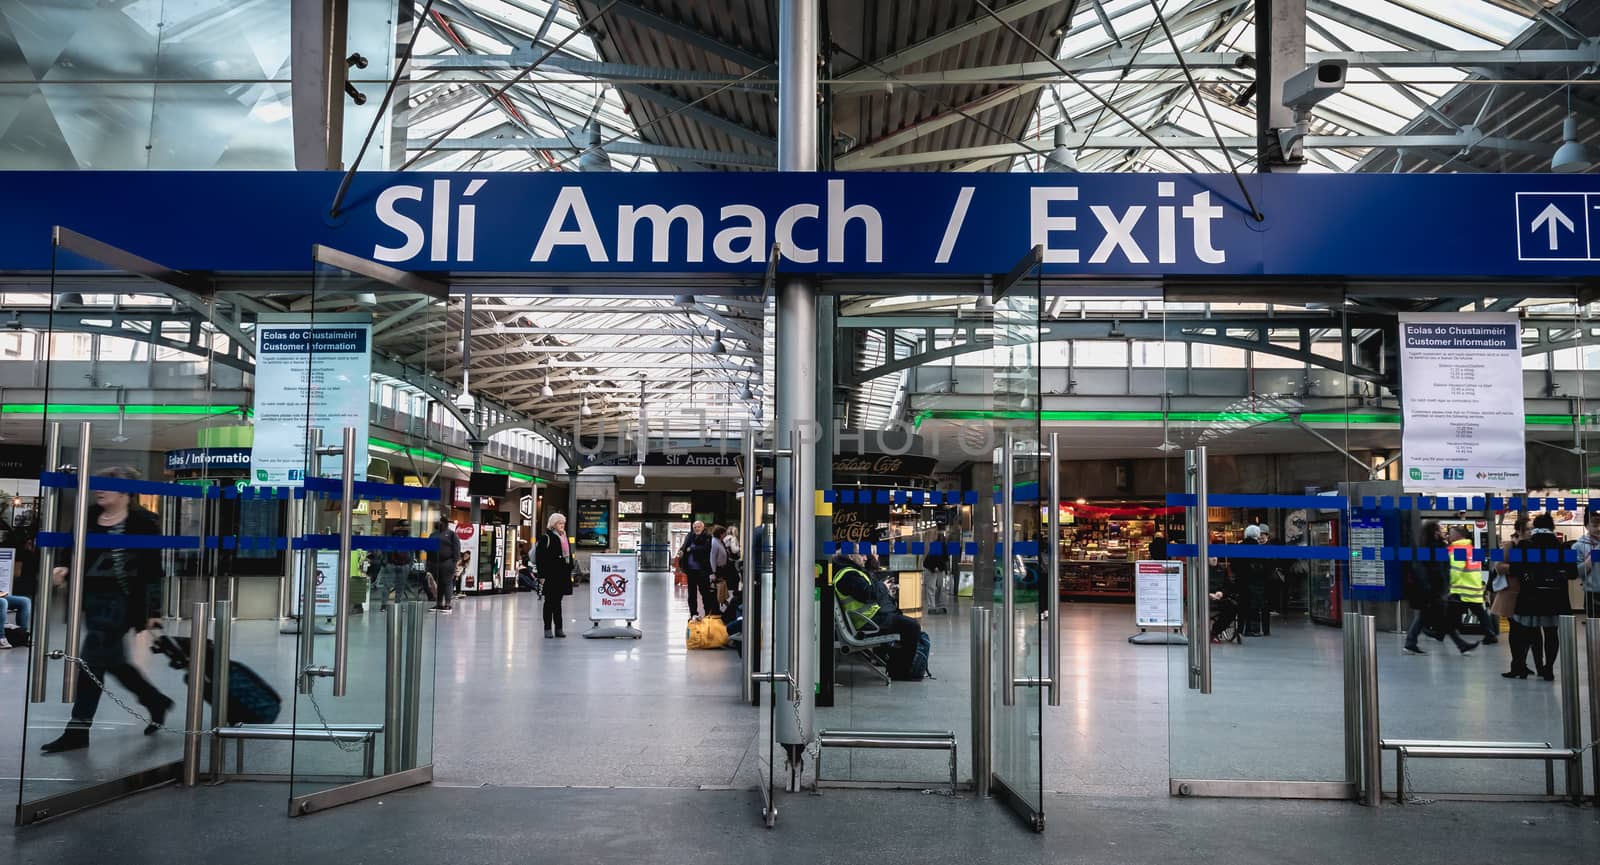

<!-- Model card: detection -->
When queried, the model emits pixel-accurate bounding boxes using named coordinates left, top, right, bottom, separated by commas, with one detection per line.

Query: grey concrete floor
left=3, top=779, right=1596, bottom=865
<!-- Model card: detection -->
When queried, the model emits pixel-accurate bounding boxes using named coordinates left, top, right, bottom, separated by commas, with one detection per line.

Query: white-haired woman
left=535, top=513, right=574, bottom=637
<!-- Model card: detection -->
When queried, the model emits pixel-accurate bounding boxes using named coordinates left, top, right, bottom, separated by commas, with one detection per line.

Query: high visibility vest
left=1448, top=539, right=1485, bottom=603
left=830, top=565, right=880, bottom=631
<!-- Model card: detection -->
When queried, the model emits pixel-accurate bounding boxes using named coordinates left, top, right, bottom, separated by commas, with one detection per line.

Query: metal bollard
left=402, top=601, right=424, bottom=770
left=971, top=606, right=992, bottom=798
left=183, top=602, right=210, bottom=787
left=1557, top=616, right=1582, bottom=802
left=1359, top=614, right=1382, bottom=806
left=1342, top=612, right=1361, bottom=791
left=1586, top=620, right=1600, bottom=805
left=384, top=599, right=404, bottom=774
left=209, top=600, right=232, bottom=783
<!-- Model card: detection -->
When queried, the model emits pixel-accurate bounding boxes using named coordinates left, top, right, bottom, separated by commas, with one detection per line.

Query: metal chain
left=56, top=654, right=216, bottom=737
left=304, top=684, right=374, bottom=754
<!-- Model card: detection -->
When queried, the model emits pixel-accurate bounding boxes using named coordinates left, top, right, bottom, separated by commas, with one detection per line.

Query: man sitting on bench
left=830, top=552, right=924, bottom=681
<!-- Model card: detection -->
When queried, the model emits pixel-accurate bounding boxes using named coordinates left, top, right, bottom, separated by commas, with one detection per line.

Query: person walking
left=41, top=466, right=174, bottom=753
left=536, top=513, right=574, bottom=637
left=679, top=520, right=717, bottom=621
left=428, top=518, right=462, bottom=612
left=1505, top=513, right=1579, bottom=680
left=1404, top=520, right=1479, bottom=656
left=1447, top=525, right=1497, bottom=645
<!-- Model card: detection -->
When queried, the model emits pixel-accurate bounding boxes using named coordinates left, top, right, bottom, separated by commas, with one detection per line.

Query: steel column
left=774, top=0, right=818, bottom=758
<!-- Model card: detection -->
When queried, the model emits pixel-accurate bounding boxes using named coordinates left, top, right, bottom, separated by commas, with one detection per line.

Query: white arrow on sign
left=1531, top=202, right=1576, bottom=250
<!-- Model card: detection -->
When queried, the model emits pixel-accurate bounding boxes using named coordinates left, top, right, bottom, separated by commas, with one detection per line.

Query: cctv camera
left=1282, top=59, right=1347, bottom=112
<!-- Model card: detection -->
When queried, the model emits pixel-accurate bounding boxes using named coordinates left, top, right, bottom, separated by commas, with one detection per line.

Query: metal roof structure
left=406, top=0, right=1599, bottom=175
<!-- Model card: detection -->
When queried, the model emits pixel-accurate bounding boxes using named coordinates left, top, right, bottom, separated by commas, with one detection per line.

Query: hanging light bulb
left=710, top=330, right=726, bottom=354
left=633, top=465, right=646, bottom=486
left=580, top=394, right=593, bottom=417
left=740, top=380, right=754, bottom=401
left=540, top=370, right=554, bottom=399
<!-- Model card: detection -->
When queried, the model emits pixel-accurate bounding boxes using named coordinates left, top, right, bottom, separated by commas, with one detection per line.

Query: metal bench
left=1381, top=738, right=1580, bottom=801
left=216, top=723, right=383, bottom=779
left=831, top=602, right=900, bottom=685
left=816, top=729, right=957, bottom=795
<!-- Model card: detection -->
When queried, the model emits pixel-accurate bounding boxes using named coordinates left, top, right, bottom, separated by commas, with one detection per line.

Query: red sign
left=455, top=522, right=474, bottom=541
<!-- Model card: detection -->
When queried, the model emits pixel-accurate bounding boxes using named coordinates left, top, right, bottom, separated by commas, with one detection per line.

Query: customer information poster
left=249, top=315, right=372, bottom=487
left=589, top=554, right=639, bottom=621
left=1134, top=559, right=1183, bottom=628
left=1398, top=313, right=1524, bottom=493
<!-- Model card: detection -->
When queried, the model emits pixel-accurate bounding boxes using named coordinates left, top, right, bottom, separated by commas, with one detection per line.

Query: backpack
left=908, top=632, right=932, bottom=680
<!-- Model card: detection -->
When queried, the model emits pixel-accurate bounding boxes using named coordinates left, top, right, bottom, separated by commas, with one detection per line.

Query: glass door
left=284, top=246, right=448, bottom=816
left=17, top=229, right=229, bottom=825
left=1160, top=286, right=1360, bottom=798
left=990, top=251, right=1047, bottom=830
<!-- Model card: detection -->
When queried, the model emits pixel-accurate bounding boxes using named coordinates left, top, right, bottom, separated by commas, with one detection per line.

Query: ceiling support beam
left=605, top=0, right=773, bottom=70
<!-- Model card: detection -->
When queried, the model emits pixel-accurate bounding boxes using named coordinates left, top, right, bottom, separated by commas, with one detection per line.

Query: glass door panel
left=285, top=247, right=447, bottom=815
left=17, top=229, right=227, bottom=824
left=1360, top=288, right=1583, bottom=799
left=1161, top=287, right=1358, bottom=797
left=990, top=254, right=1045, bottom=830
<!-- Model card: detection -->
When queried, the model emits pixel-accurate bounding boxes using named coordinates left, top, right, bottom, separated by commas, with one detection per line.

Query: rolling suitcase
left=151, top=635, right=283, bottom=725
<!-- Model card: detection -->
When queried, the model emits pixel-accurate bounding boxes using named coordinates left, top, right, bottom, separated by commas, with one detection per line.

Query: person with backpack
left=428, top=518, right=462, bottom=613
left=679, top=520, right=717, bottom=622
left=830, top=551, right=927, bottom=681
left=381, top=527, right=424, bottom=609
left=1506, top=513, right=1579, bottom=680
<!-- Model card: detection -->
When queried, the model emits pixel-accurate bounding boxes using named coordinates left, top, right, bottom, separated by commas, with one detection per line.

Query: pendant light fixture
left=1043, top=123, right=1078, bottom=173
left=1552, top=98, right=1594, bottom=174
left=540, top=366, right=554, bottom=399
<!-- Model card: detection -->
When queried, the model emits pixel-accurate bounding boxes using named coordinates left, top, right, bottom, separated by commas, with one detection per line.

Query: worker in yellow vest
left=830, top=552, right=925, bottom=680
left=1447, top=525, right=1498, bottom=645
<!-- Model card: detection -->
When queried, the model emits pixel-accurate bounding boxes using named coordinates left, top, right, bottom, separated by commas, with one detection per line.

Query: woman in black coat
left=1506, top=513, right=1578, bottom=680
left=536, top=512, right=574, bottom=638
left=42, top=466, right=173, bottom=753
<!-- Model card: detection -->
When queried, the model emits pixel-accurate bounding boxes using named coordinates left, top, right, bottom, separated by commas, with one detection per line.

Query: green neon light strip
left=914, top=410, right=1584, bottom=428
left=368, top=438, right=546, bottom=485
left=1, top=403, right=243, bottom=416
left=0, top=405, right=546, bottom=485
